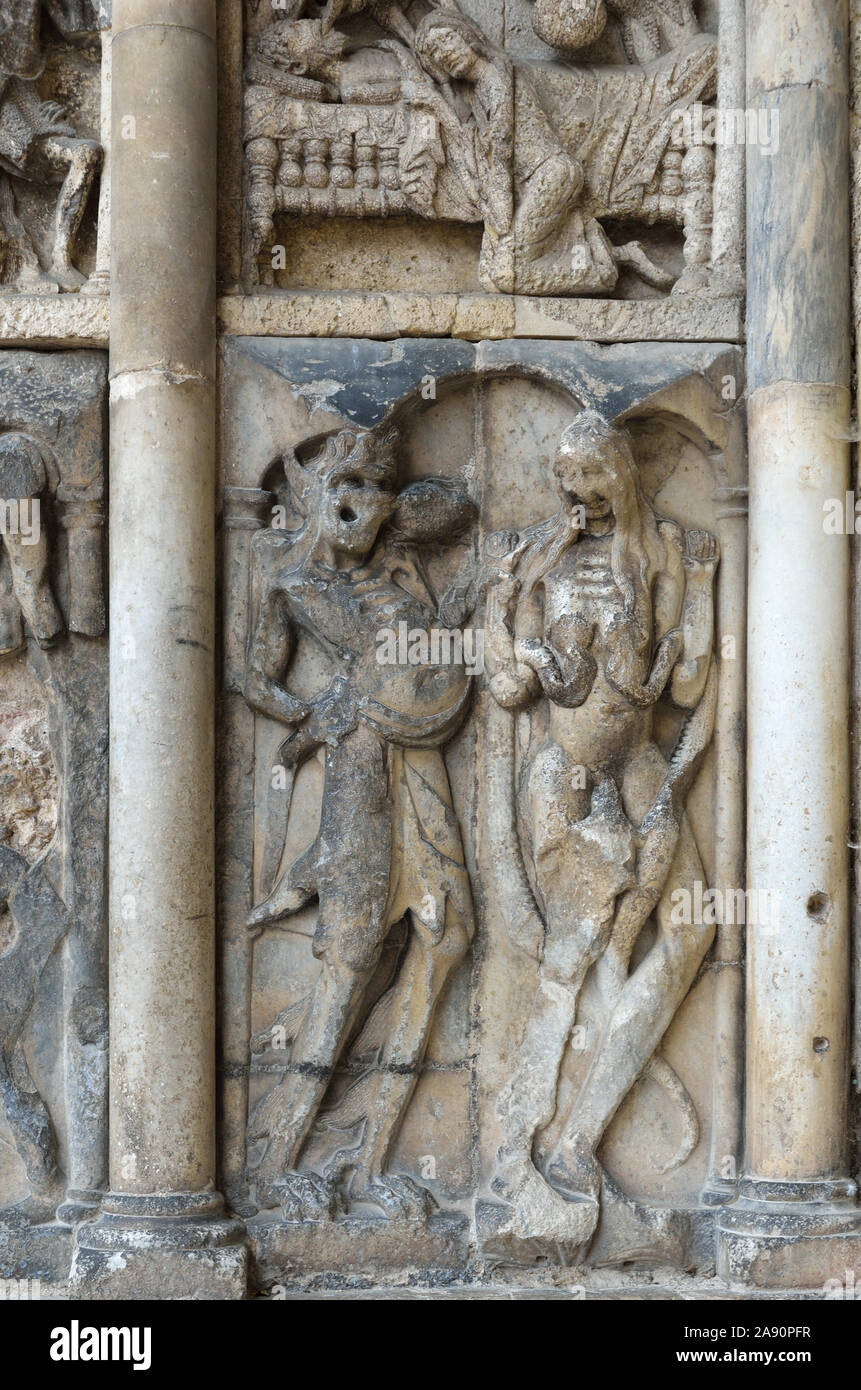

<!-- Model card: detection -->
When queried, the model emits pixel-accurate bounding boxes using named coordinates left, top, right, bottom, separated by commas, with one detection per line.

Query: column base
left=699, top=1177, right=739, bottom=1208
left=69, top=1192, right=248, bottom=1300
left=56, top=1188, right=104, bottom=1227
left=717, top=1179, right=861, bottom=1289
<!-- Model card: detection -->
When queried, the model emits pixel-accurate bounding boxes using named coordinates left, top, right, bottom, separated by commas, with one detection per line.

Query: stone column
left=80, top=2, right=112, bottom=297
left=711, top=0, right=746, bottom=297
left=702, top=475, right=747, bottom=1206
left=71, top=0, right=246, bottom=1298
left=717, top=0, right=861, bottom=1287
left=850, top=0, right=861, bottom=1199
left=219, top=486, right=272, bottom=1218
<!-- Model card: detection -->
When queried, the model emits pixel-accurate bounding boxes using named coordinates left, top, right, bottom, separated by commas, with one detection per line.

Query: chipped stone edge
left=0, top=292, right=744, bottom=348
left=216, top=292, right=745, bottom=343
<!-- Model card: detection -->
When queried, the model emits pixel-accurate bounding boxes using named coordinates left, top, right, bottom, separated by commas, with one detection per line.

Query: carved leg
left=0, top=547, right=25, bottom=657
left=547, top=768, right=714, bottom=1197
left=512, top=153, right=582, bottom=262
left=37, top=135, right=102, bottom=291
left=247, top=724, right=395, bottom=1213
left=494, top=943, right=581, bottom=1171
left=344, top=902, right=471, bottom=1219
left=492, top=751, right=635, bottom=1244
left=0, top=1046, right=63, bottom=1222
left=491, top=932, right=601, bottom=1246
left=1, top=522, right=65, bottom=649
left=0, top=172, right=58, bottom=295
left=246, top=944, right=374, bottom=1213
left=497, top=747, right=620, bottom=1176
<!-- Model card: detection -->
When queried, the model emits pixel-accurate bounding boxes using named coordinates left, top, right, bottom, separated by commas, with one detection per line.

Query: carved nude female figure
left=485, top=410, right=719, bottom=1244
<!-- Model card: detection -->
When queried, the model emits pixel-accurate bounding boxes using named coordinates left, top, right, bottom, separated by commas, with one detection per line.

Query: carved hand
left=517, top=636, right=597, bottom=708
left=305, top=675, right=358, bottom=747
left=486, top=570, right=521, bottom=615
left=683, top=528, right=720, bottom=580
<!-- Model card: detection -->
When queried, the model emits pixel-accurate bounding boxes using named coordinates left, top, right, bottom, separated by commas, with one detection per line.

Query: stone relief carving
left=243, top=0, right=718, bottom=296
left=482, top=409, right=719, bottom=1252
left=0, top=352, right=107, bottom=1267
left=242, top=422, right=477, bottom=1220
left=530, top=0, right=701, bottom=63
left=0, top=0, right=103, bottom=293
left=219, top=336, right=745, bottom=1283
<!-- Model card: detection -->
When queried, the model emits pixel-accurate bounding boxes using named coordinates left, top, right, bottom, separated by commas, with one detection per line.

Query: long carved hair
left=521, top=410, right=666, bottom=693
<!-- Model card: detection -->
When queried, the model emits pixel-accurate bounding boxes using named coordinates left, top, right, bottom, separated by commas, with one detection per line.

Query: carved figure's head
left=550, top=411, right=665, bottom=681
left=253, top=18, right=346, bottom=83
left=285, top=424, right=399, bottom=561
left=414, top=11, right=496, bottom=83
left=531, top=0, right=609, bottom=52
left=553, top=410, right=641, bottom=533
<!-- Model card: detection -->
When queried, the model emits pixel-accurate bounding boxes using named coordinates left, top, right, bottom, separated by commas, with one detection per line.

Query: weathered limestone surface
left=232, top=0, right=739, bottom=303
left=218, top=291, right=744, bottom=343
left=0, top=2, right=103, bottom=294
left=716, top=0, right=861, bottom=1288
left=1, top=0, right=860, bottom=1304
left=67, top=0, right=247, bottom=1298
left=0, top=349, right=107, bottom=1280
left=217, top=335, right=745, bottom=1283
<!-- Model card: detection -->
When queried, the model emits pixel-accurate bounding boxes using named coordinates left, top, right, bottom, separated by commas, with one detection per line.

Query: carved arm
left=245, top=585, right=359, bottom=752
left=670, top=528, right=720, bottom=710
left=244, top=587, right=312, bottom=729
left=485, top=571, right=542, bottom=711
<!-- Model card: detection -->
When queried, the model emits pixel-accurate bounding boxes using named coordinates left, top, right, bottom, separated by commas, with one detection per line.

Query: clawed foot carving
left=13, top=266, right=60, bottom=296
left=349, top=1172, right=436, bottom=1221
left=49, top=262, right=88, bottom=292
left=258, top=1170, right=341, bottom=1222
left=224, top=1182, right=259, bottom=1220
left=491, top=1157, right=599, bottom=1246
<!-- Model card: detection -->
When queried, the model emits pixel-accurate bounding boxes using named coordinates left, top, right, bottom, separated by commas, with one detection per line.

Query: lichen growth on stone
left=0, top=665, right=58, bottom=865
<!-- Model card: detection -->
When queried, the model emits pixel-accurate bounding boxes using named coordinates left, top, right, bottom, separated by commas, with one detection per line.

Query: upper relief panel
left=0, top=1, right=104, bottom=297
left=239, top=0, right=736, bottom=304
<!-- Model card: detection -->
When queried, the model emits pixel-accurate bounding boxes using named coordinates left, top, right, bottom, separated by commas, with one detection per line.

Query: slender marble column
left=718, top=0, right=861, bottom=1287
left=71, top=0, right=245, bottom=1298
